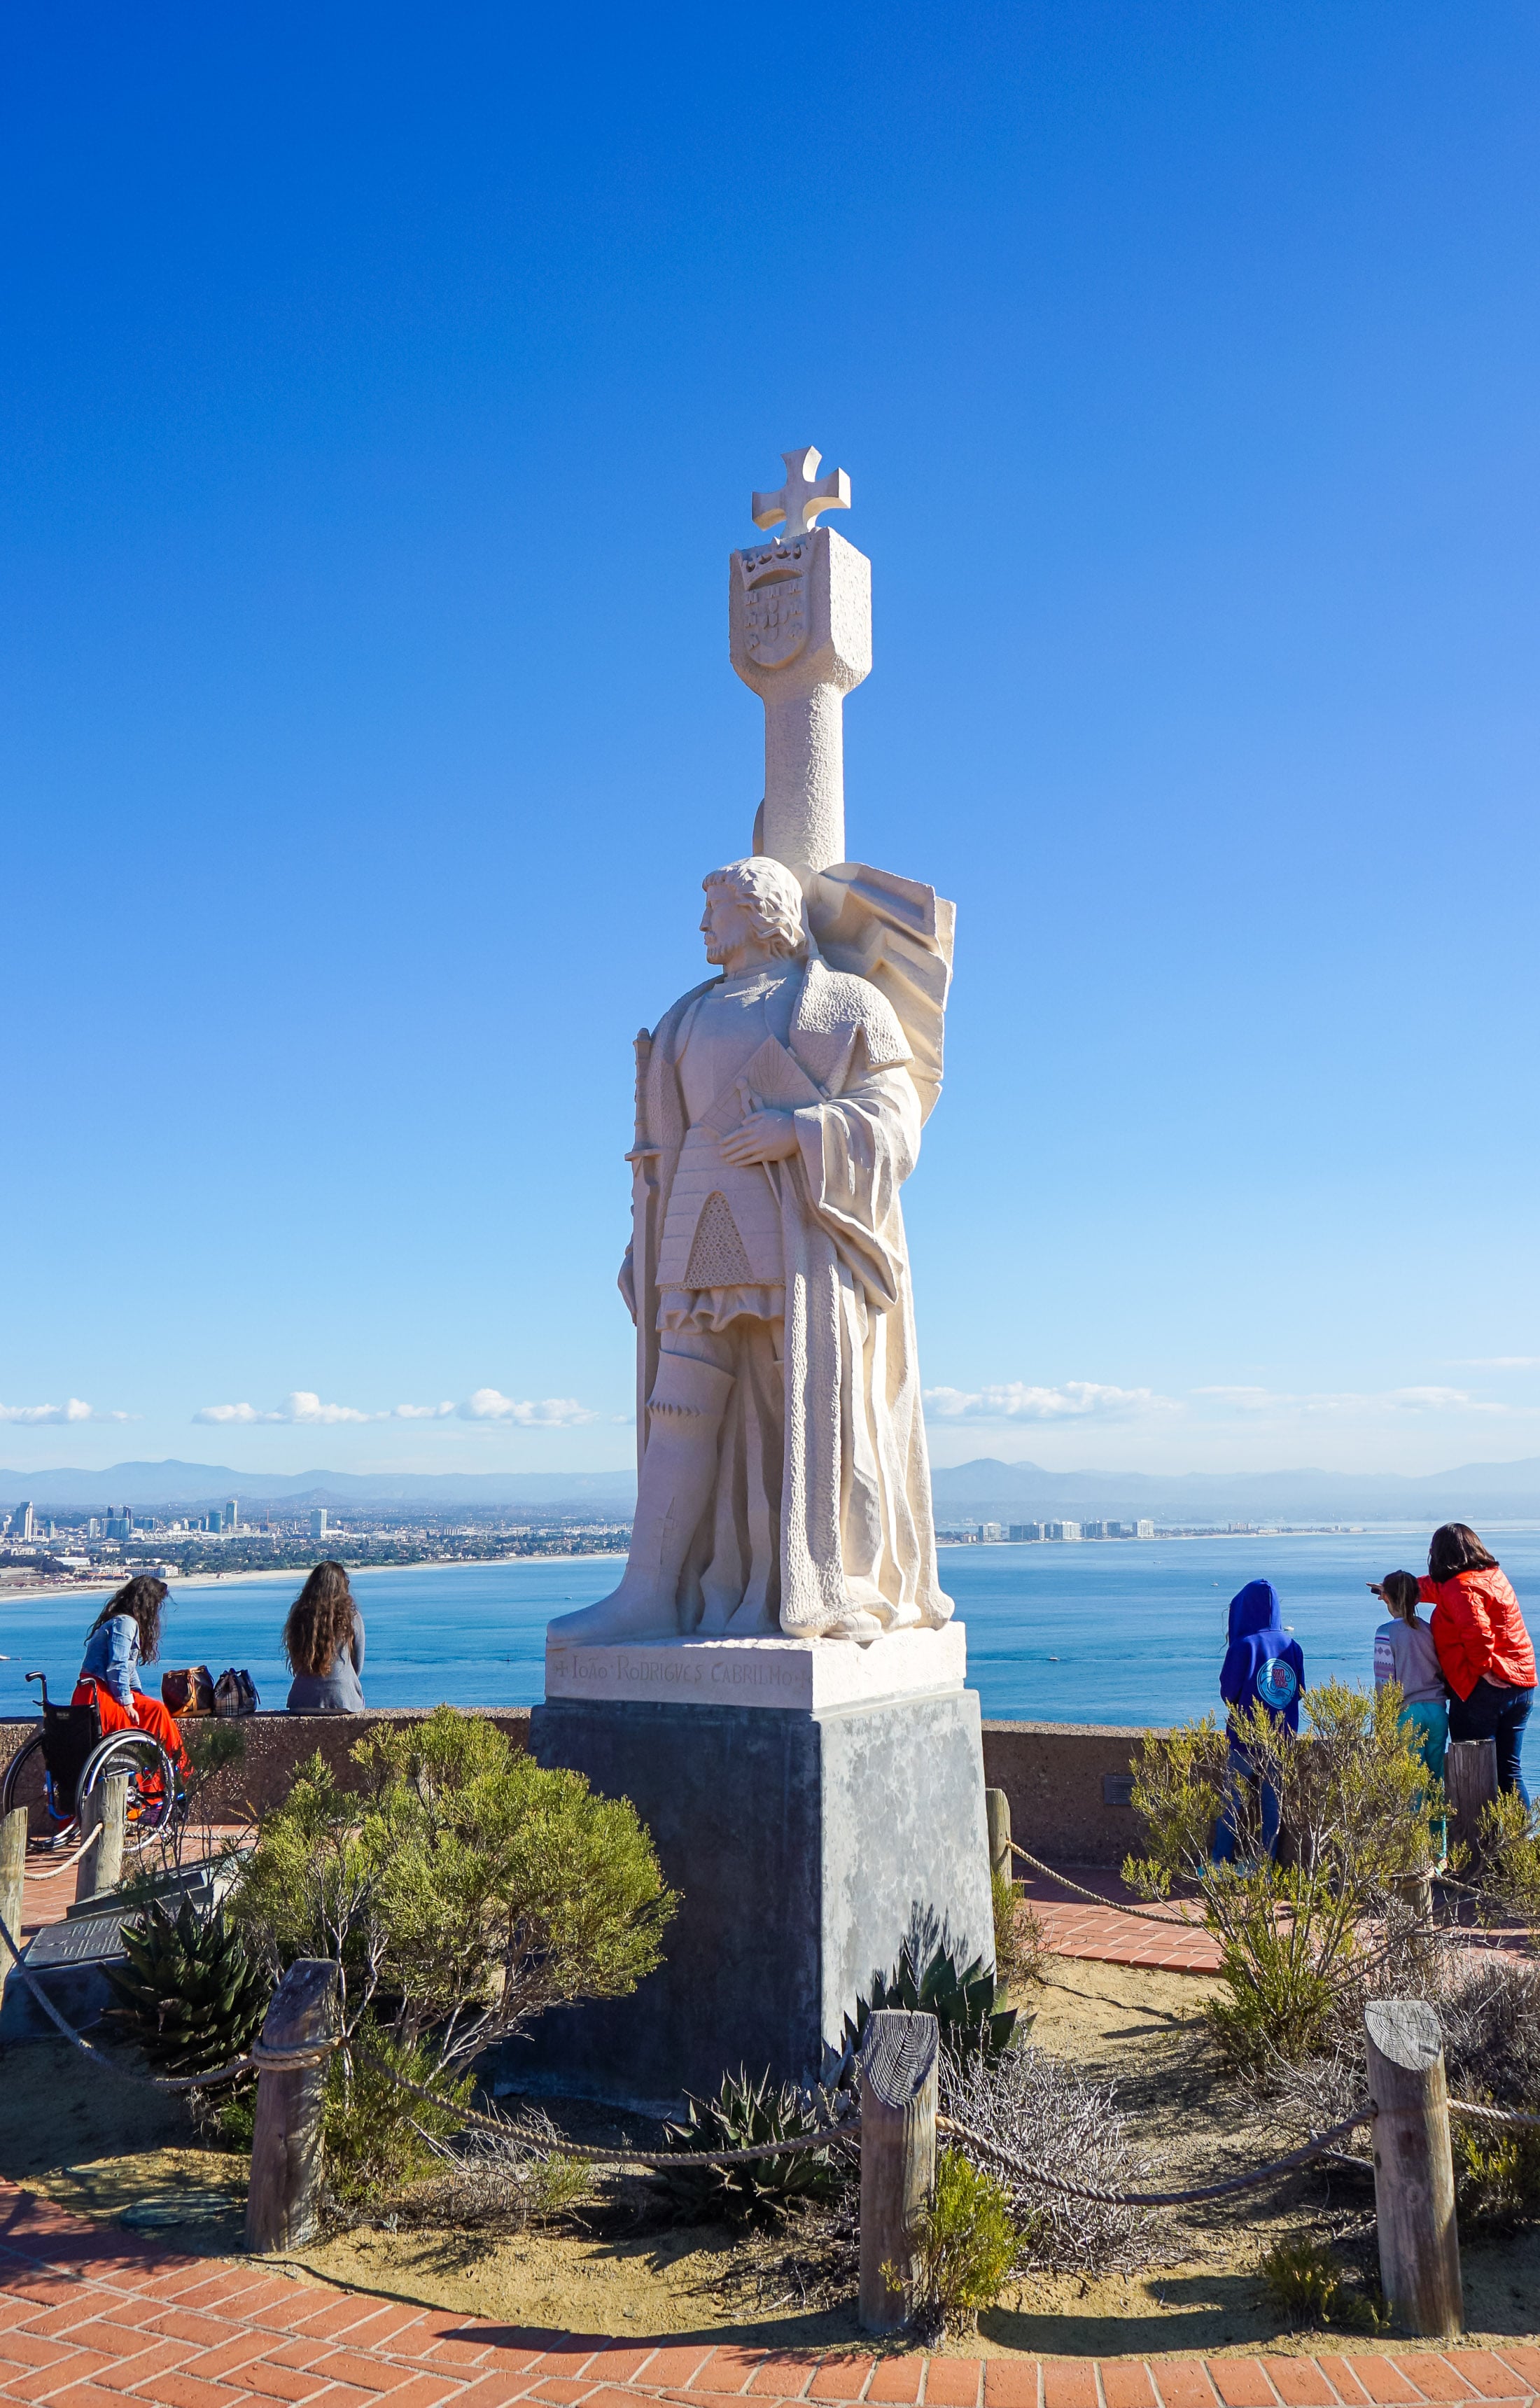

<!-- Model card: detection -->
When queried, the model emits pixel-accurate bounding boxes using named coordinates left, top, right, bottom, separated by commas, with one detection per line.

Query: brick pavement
left=2, top=2184, right=1538, bottom=2408
left=1014, top=1871, right=1221, bottom=1977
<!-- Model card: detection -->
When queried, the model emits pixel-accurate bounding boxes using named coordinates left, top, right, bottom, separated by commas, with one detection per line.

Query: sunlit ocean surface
left=4, top=1527, right=1537, bottom=1778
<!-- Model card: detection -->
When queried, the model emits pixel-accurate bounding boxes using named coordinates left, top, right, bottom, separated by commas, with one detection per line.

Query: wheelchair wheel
left=79, top=1730, right=184, bottom=1836
left=0, top=1729, right=44, bottom=1818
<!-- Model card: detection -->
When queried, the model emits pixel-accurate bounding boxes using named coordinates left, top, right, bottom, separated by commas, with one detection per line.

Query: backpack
left=213, top=1667, right=260, bottom=1717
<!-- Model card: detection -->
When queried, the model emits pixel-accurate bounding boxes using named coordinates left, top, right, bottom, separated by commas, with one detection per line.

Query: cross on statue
left=751, top=445, right=851, bottom=538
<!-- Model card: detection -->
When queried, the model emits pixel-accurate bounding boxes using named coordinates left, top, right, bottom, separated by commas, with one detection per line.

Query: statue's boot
left=547, top=1353, right=734, bottom=1644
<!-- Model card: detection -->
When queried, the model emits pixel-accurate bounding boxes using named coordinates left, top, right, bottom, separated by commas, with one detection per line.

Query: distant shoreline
left=0, top=1553, right=629, bottom=1608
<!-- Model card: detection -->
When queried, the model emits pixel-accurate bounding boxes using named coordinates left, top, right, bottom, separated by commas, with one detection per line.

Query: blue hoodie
left=1220, top=1580, right=1305, bottom=1737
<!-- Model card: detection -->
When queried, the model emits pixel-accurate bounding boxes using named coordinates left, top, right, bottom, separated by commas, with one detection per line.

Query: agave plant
left=655, top=2066, right=848, bottom=2225
left=838, top=1933, right=1019, bottom=2078
left=104, top=1899, right=272, bottom=2083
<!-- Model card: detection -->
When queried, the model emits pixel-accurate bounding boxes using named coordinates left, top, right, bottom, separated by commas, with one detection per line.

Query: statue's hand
left=720, top=1108, right=799, bottom=1166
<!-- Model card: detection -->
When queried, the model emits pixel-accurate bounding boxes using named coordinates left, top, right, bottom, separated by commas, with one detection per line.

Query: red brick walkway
left=1015, top=1870, right=1221, bottom=1977
left=2, top=2184, right=1538, bottom=2408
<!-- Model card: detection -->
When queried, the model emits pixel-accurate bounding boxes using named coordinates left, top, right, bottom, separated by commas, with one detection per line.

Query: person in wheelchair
left=77, top=1574, right=190, bottom=1772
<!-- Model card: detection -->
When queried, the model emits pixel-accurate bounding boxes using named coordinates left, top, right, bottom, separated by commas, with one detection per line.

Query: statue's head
left=699, top=855, right=807, bottom=968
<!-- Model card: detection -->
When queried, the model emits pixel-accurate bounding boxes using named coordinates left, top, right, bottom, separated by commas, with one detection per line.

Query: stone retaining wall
left=0, top=1707, right=1149, bottom=1866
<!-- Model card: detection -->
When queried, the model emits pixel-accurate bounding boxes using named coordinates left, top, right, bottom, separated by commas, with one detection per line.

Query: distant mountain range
left=0, top=1460, right=637, bottom=1516
left=4, top=1455, right=1540, bottom=1525
left=927, top=1457, right=1540, bottom=1525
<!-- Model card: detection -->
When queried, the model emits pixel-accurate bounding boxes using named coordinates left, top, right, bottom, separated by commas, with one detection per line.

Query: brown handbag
left=161, top=1664, right=216, bottom=1716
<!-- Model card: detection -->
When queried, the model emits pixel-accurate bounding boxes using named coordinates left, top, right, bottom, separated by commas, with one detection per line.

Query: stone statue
left=529, top=455, right=988, bottom=2110
left=550, top=449, right=956, bottom=1650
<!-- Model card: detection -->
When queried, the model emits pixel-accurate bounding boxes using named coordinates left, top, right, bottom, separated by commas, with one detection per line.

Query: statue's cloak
left=620, top=861, right=955, bottom=1636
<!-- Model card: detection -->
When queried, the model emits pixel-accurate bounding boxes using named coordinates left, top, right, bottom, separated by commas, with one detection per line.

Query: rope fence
left=22, top=1831, right=99, bottom=1882
left=1009, top=1840, right=1202, bottom=1926
left=937, top=2106, right=1373, bottom=2208
left=355, top=2048, right=863, bottom=2166
left=7, top=1816, right=1540, bottom=2332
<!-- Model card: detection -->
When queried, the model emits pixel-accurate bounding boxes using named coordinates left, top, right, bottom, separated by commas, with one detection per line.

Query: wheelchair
left=0, top=1672, right=186, bottom=1841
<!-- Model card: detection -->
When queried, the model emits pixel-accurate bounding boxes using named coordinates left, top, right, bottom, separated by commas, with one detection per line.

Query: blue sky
left=4, top=1, right=1539, bottom=1482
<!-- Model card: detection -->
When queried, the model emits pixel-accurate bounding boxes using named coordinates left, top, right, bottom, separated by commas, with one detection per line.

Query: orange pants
left=73, top=1681, right=190, bottom=1772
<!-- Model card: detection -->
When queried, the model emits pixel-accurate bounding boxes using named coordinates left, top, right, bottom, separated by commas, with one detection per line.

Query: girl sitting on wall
left=76, top=1574, right=190, bottom=1769
left=283, top=1560, right=366, bottom=1713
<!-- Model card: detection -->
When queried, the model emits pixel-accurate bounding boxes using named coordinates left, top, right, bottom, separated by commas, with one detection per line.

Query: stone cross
left=751, top=447, right=852, bottom=539
left=729, top=446, right=872, bottom=878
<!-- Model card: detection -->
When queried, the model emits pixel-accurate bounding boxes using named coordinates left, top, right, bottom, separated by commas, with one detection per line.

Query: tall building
left=1082, top=1520, right=1107, bottom=1540
left=13, top=1503, right=34, bottom=1541
left=1045, top=1519, right=1082, bottom=1542
left=1136, top=1518, right=1155, bottom=1539
left=225, top=1498, right=239, bottom=1532
left=105, top=1507, right=132, bottom=1540
left=310, top=1508, right=328, bottom=1542
left=1008, top=1522, right=1043, bottom=1542
left=979, top=1521, right=1002, bottom=1543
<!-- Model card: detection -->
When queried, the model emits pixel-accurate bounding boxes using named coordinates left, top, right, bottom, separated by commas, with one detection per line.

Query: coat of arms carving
left=738, top=544, right=808, bottom=671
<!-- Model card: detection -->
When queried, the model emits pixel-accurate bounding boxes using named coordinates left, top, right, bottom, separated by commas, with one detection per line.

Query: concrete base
left=497, top=1682, right=992, bottom=2114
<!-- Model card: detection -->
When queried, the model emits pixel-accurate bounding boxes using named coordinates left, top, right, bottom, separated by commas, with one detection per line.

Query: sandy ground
left=4, top=1961, right=1536, bottom=2358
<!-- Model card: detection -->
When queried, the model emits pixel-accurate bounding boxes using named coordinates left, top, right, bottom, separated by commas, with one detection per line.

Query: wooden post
left=1445, top=1739, right=1497, bottom=1869
left=1365, top=1998, right=1463, bottom=2337
left=858, top=2007, right=939, bottom=2334
left=244, top=1958, right=340, bottom=2255
left=75, top=1775, right=127, bottom=1905
left=0, top=1807, right=27, bottom=2015
left=985, top=1788, right=1012, bottom=1886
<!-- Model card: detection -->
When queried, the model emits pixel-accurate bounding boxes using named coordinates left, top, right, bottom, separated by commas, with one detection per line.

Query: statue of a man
left=551, top=855, right=953, bottom=1648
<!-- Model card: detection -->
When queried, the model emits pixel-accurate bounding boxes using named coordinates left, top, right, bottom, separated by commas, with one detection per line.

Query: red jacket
left=1419, top=1567, right=1537, bottom=1701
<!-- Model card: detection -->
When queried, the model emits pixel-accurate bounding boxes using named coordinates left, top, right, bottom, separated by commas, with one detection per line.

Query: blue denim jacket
left=78, top=1614, right=141, bottom=1705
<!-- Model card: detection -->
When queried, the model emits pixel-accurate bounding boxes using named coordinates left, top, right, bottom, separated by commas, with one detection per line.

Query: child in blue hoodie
left=1213, top=1578, right=1306, bottom=1865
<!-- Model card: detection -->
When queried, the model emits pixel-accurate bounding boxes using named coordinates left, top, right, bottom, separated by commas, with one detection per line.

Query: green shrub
left=899, top=2148, right=1016, bottom=2339
left=324, top=2021, right=475, bottom=2208
left=991, top=1873, right=1044, bottom=1991
left=1203, top=1870, right=1343, bottom=2070
left=657, top=2066, right=846, bottom=2225
left=103, top=1899, right=271, bottom=2084
left=1259, top=2235, right=1384, bottom=2332
left=232, top=1706, right=678, bottom=2076
left=843, top=1935, right=1018, bottom=2073
left=1474, top=1792, right=1540, bottom=1938
left=1455, top=2117, right=1540, bottom=2229
left=1126, top=1684, right=1446, bottom=2066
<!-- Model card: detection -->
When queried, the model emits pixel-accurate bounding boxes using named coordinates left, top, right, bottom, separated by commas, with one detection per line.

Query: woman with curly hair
left=76, top=1574, right=189, bottom=1767
left=283, top=1560, right=365, bottom=1713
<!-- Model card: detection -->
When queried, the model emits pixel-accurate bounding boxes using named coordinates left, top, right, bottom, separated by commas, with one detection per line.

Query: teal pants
left=1401, top=1699, right=1448, bottom=1860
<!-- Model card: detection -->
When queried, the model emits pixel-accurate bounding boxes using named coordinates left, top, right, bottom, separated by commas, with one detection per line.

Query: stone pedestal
left=497, top=1627, right=991, bottom=2114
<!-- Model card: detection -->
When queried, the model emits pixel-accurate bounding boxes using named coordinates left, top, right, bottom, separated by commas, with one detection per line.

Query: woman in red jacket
left=1414, top=1522, right=1534, bottom=1802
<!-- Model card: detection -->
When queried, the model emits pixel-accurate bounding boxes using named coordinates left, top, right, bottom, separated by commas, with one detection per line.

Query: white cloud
left=195, top=1390, right=377, bottom=1427
left=1194, top=1384, right=1531, bottom=1419
left=457, top=1389, right=598, bottom=1427
left=923, top=1380, right=1180, bottom=1423
left=0, top=1399, right=129, bottom=1424
left=195, top=1388, right=598, bottom=1428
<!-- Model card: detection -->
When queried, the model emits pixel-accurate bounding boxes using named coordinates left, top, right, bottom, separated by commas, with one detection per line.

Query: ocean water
left=4, top=1526, right=1537, bottom=1778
